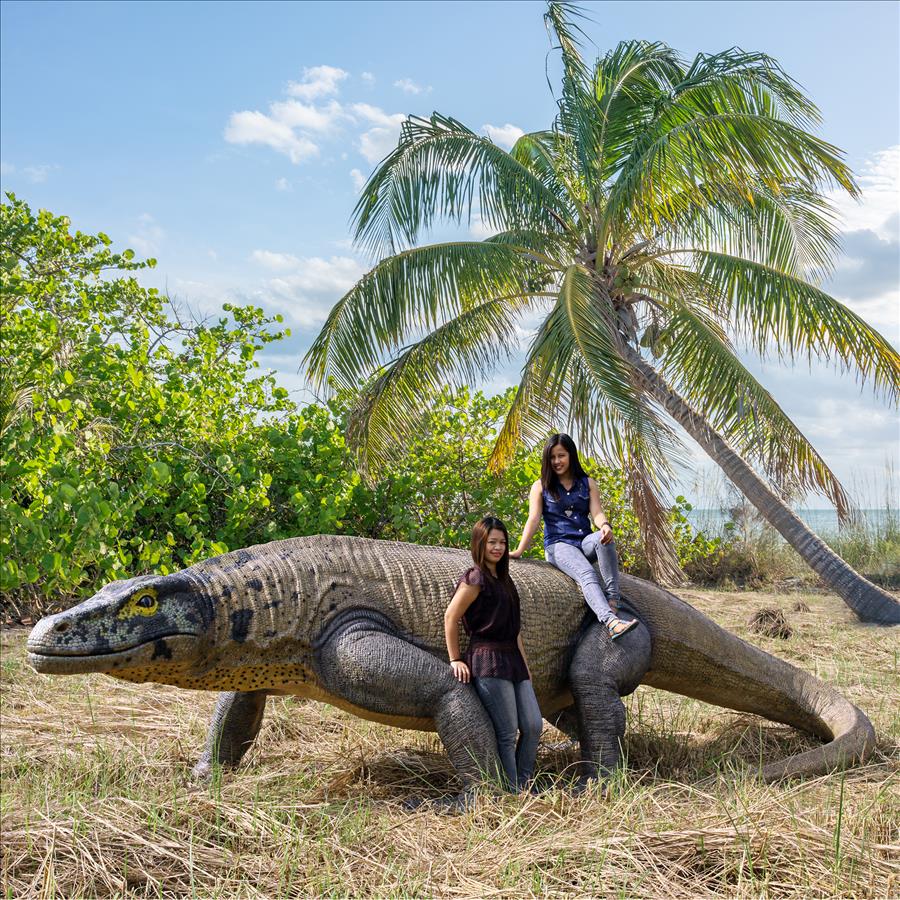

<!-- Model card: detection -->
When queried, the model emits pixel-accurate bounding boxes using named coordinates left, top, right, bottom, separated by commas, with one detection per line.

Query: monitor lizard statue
left=26, top=535, right=875, bottom=790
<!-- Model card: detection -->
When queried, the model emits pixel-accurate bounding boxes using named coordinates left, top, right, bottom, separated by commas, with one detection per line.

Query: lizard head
left=27, top=572, right=213, bottom=678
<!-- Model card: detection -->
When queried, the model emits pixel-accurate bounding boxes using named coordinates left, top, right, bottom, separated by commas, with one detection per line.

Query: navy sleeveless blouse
left=542, top=474, right=593, bottom=548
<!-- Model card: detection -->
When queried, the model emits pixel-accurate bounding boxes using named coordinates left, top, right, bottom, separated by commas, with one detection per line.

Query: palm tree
left=304, top=3, right=900, bottom=624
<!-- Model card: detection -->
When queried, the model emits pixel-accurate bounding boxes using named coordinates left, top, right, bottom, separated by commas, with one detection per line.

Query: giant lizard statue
left=27, top=536, right=875, bottom=789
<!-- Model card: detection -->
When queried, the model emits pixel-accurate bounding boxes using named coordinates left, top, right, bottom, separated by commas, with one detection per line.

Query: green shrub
left=1, top=196, right=725, bottom=614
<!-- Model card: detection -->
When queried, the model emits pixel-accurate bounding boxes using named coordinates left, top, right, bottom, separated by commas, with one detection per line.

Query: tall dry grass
left=2, top=589, right=898, bottom=898
left=684, top=465, right=900, bottom=590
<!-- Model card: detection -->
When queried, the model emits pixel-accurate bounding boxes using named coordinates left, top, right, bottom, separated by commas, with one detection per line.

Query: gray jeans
left=473, top=677, right=543, bottom=790
left=545, top=531, right=622, bottom=626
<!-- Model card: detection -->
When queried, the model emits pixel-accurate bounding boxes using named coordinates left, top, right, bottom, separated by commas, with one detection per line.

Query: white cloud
left=165, top=276, right=228, bottom=319
left=352, top=103, right=406, bottom=164
left=361, top=71, right=375, bottom=85
left=286, top=65, right=348, bottom=101
left=822, top=146, right=900, bottom=343
left=224, top=86, right=406, bottom=168
left=261, top=255, right=367, bottom=327
left=269, top=98, right=347, bottom=133
left=23, top=165, right=53, bottom=183
left=1, top=162, right=60, bottom=183
left=128, top=213, right=165, bottom=258
left=256, top=353, right=322, bottom=403
left=483, top=123, right=524, bottom=150
left=154, top=252, right=367, bottom=330
left=840, top=290, right=899, bottom=341
left=351, top=103, right=403, bottom=128
left=800, top=395, right=893, bottom=444
left=394, top=77, right=431, bottom=95
left=350, top=168, right=366, bottom=190
left=275, top=177, right=292, bottom=192
left=826, top=232, right=899, bottom=339
left=224, top=110, right=319, bottom=164
left=830, top=145, right=899, bottom=241
left=359, top=129, right=400, bottom=164
left=251, top=249, right=302, bottom=271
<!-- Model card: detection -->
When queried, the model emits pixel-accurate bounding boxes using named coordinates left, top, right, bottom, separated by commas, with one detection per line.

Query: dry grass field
left=2, top=588, right=898, bottom=898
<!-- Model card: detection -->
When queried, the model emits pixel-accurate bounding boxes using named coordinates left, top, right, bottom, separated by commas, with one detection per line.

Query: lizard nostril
left=54, top=621, right=70, bottom=633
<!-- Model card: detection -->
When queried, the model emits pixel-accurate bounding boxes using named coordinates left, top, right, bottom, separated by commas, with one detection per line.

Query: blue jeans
left=546, top=532, right=622, bottom=626
left=473, top=677, right=543, bottom=790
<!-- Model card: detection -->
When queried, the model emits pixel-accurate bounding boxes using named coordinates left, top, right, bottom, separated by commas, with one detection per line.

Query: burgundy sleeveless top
left=456, top=566, right=529, bottom=682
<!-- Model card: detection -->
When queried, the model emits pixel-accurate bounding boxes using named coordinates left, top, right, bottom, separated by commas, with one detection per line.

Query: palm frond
left=544, top=3, right=614, bottom=208
left=695, top=251, right=900, bottom=402
left=0, top=377, right=34, bottom=438
left=484, top=226, right=575, bottom=263
left=489, top=274, right=684, bottom=478
left=510, top=131, right=592, bottom=225
left=632, top=258, right=726, bottom=317
left=606, top=108, right=857, bottom=239
left=656, top=306, right=853, bottom=517
left=591, top=40, right=685, bottom=182
left=621, top=436, right=684, bottom=583
left=674, top=48, right=821, bottom=129
left=630, top=179, right=842, bottom=283
left=557, top=264, right=646, bottom=421
left=346, top=296, right=531, bottom=474
left=303, top=241, right=547, bottom=392
left=706, top=184, right=836, bottom=281
left=352, top=114, right=572, bottom=257
left=488, top=289, right=584, bottom=473
left=544, top=1, right=592, bottom=83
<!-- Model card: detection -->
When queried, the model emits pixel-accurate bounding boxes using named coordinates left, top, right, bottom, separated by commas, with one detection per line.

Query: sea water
left=686, top=508, right=898, bottom=538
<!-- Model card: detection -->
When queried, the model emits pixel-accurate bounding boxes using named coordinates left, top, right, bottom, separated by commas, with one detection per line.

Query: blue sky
left=2, top=0, right=898, bottom=507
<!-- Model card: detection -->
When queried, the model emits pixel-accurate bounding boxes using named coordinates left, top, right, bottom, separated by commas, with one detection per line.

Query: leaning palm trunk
left=624, top=346, right=900, bottom=624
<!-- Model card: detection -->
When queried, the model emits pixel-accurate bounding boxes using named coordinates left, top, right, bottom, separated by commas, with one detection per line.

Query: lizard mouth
left=27, top=634, right=200, bottom=675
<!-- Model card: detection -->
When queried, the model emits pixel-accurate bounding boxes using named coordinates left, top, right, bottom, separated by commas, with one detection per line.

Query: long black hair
left=541, top=433, right=588, bottom=501
left=470, top=515, right=512, bottom=585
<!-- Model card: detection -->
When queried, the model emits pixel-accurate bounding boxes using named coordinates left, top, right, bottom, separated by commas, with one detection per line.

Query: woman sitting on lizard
left=510, top=434, right=637, bottom=640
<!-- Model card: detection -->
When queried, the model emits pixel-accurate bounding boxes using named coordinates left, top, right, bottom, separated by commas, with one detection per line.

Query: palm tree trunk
left=623, top=346, right=900, bottom=625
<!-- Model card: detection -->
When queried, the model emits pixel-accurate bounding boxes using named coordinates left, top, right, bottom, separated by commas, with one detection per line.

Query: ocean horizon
left=685, top=507, right=898, bottom=537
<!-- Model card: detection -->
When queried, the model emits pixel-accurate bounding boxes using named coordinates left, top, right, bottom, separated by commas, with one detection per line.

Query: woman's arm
left=588, top=478, right=614, bottom=545
left=444, top=581, right=480, bottom=683
left=509, top=481, right=544, bottom=558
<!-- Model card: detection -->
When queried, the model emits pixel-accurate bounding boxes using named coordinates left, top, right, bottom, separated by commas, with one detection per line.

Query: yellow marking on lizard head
left=118, top=586, right=159, bottom=619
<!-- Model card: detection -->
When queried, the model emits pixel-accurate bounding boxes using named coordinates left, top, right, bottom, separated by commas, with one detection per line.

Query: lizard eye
left=118, top=587, right=160, bottom=620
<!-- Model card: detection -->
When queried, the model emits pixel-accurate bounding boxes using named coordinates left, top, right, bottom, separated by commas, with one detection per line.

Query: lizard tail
left=622, top=576, right=877, bottom=781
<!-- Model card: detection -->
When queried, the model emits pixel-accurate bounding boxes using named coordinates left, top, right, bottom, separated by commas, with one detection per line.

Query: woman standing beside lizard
left=510, top=434, right=638, bottom=640
left=444, top=516, right=543, bottom=792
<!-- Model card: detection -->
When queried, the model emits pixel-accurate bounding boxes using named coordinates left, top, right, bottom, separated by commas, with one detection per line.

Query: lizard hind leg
left=314, top=612, right=505, bottom=792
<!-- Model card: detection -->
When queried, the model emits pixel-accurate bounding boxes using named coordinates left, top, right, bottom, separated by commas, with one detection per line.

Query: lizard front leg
left=314, top=613, right=504, bottom=790
left=192, top=689, right=268, bottom=780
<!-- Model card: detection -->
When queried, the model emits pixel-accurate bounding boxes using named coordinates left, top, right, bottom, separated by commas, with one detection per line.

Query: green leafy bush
left=1, top=196, right=725, bottom=615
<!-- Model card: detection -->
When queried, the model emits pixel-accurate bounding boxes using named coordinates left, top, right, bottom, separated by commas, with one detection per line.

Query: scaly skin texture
left=27, top=535, right=876, bottom=783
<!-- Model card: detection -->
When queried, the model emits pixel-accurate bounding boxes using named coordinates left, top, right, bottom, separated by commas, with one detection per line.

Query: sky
left=2, top=0, right=898, bottom=508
